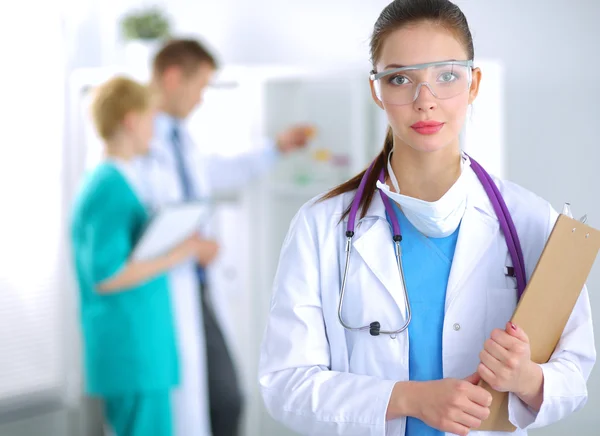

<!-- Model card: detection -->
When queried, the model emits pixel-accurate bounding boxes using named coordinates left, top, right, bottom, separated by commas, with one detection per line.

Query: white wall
left=172, top=0, right=385, bottom=67
left=81, top=0, right=388, bottom=69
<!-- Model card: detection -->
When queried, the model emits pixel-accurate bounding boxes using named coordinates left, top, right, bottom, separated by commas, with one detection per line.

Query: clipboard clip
left=562, top=203, right=588, bottom=223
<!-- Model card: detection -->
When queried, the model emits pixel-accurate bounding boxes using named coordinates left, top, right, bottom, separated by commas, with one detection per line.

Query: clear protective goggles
left=370, top=60, right=474, bottom=106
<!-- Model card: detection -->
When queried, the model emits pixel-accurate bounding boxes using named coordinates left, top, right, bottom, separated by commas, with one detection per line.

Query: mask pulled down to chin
left=375, top=153, right=470, bottom=238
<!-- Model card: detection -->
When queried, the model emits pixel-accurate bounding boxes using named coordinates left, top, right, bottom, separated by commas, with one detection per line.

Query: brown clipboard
left=476, top=214, right=600, bottom=432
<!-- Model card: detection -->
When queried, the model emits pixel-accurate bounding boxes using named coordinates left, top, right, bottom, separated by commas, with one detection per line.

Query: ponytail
left=319, top=126, right=394, bottom=221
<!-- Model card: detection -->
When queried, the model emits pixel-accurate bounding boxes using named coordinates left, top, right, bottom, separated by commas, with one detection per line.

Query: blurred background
left=0, top=0, right=599, bottom=435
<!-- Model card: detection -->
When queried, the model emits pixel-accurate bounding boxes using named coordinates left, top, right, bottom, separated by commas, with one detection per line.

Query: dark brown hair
left=152, top=38, right=218, bottom=77
left=321, top=0, right=474, bottom=220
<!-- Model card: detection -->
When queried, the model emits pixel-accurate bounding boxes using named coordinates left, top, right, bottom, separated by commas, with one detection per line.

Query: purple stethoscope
left=338, top=155, right=526, bottom=337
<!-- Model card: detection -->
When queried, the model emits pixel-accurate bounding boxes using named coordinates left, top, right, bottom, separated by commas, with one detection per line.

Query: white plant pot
left=122, top=40, right=161, bottom=71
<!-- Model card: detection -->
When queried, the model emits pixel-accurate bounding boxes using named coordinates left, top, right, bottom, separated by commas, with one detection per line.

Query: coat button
left=453, top=323, right=461, bottom=331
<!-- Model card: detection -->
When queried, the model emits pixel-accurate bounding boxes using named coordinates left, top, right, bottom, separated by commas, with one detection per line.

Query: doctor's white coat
left=138, top=113, right=279, bottom=436
left=258, top=166, right=596, bottom=436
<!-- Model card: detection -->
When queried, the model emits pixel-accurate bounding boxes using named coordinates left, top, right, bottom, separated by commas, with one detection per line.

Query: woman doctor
left=258, top=1, right=596, bottom=435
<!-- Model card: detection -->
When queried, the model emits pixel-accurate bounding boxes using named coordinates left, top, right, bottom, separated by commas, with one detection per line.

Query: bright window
left=0, top=2, right=69, bottom=418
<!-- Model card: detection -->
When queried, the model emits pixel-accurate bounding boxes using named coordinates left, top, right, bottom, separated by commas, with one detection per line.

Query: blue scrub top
left=70, top=162, right=179, bottom=396
left=386, top=202, right=460, bottom=436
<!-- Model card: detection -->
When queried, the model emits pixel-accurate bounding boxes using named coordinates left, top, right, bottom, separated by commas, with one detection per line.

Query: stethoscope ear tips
left=369, top=321, right=381, bottom=336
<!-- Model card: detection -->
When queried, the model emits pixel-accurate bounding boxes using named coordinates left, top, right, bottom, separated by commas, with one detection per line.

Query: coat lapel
left=445, top=169, right=499, bottom=310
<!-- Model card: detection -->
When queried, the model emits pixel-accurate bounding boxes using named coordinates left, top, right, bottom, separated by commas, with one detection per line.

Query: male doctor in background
left=139, top=38, right=314, bottom=436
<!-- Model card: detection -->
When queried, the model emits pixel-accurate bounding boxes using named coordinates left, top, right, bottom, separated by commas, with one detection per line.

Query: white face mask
left=376, top=152, right=470, bottom=238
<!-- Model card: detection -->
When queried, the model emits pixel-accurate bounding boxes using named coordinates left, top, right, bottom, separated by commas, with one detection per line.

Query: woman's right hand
left=98, top=234, right=217, bottom=293
left=412, top=373, right=492, bottom=435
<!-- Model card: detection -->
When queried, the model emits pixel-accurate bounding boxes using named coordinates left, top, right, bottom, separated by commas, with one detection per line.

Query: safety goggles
left=370, top=60, right=474, bottom=106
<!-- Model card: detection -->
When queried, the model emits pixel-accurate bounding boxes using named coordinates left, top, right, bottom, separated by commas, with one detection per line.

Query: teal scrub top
left=386, top=202, right=460, bottom=436
left=70, top=162, right=179, bottom=396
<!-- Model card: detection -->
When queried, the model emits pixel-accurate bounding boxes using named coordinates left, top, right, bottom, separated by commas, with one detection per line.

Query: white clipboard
left=131, top=202, right=212, bottom=261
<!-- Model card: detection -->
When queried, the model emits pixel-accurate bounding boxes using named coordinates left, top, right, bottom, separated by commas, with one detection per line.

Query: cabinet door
left=264, top=73, right=373, bottom=180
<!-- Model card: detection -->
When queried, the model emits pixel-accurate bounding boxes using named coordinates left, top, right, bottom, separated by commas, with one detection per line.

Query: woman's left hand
left=477, top=322, right=538, bottom=396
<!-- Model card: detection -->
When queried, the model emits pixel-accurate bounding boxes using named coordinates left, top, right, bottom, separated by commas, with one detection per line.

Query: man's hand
left=276, top=124, right=316, bottom=153
left=194, top=238, right=219, bottom=266
left=179, top=234, right=219, bottom=266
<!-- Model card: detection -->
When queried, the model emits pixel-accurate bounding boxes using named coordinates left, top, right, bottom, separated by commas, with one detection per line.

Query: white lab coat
left=258, top=165, right=596, bottom=436
left=137, top=113, right=280, bottom=436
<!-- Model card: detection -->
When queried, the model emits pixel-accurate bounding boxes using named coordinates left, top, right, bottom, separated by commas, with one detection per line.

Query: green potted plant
left=120, top=6, right=172, bottom=67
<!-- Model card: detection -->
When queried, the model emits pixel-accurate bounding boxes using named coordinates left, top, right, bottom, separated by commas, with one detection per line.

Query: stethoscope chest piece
left=369, top=321, right=381, bottom=336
